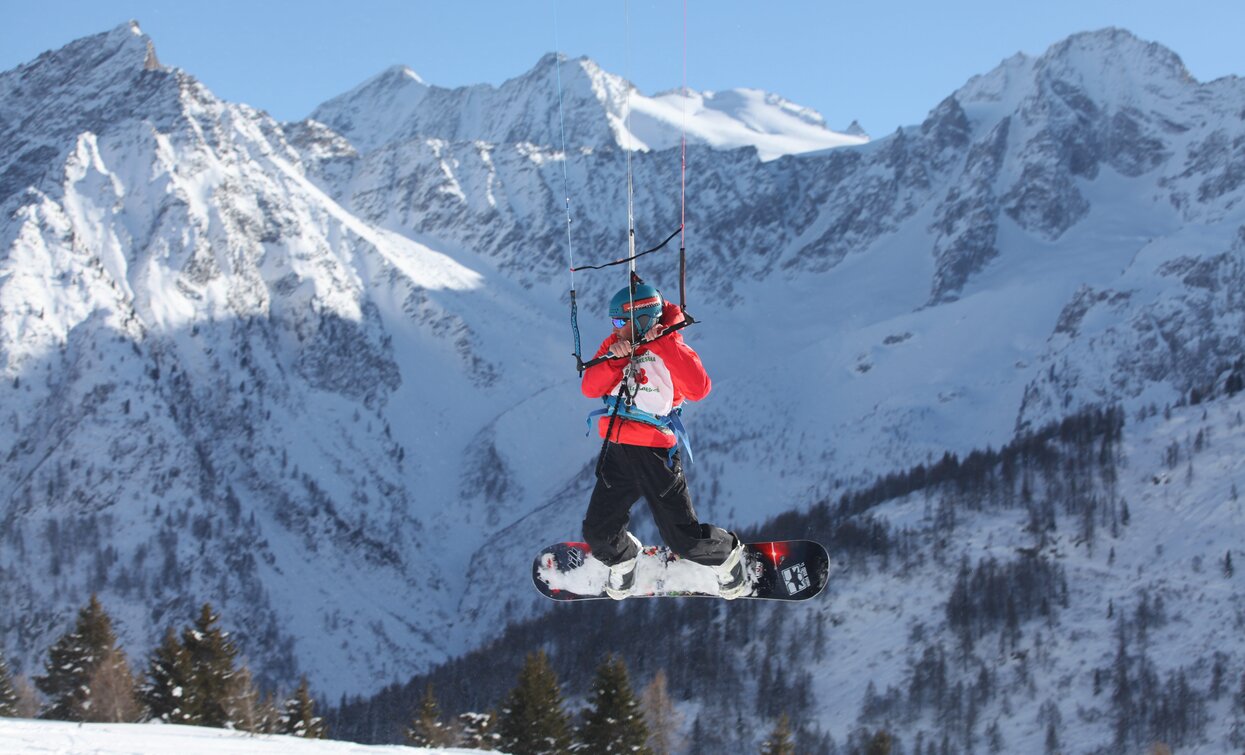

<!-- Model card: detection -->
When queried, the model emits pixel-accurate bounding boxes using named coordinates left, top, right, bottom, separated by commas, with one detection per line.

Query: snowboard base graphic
left=532, top=539, right=830, bottom=601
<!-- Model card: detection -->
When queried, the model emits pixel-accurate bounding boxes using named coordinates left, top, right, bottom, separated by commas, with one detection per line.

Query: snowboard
left=532, top=539, right=830, bottom=601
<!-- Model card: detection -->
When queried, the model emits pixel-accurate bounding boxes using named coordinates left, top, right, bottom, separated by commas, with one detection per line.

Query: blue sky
left=2, top=0, right=1242, bottom=136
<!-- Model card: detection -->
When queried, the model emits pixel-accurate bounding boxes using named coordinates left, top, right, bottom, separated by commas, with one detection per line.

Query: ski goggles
left=612, top=315, right=655, bottom=331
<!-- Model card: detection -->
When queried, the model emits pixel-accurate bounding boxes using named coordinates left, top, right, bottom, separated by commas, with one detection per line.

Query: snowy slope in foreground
left=0, top=719, right=483, bottom=755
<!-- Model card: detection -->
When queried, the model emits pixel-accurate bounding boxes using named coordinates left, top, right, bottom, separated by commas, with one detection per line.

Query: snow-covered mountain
left=1, top=23, right=1244, bottom=739
left=309, top=52, right=867, bottom=161
left=0, top=22, right=541, bottom=692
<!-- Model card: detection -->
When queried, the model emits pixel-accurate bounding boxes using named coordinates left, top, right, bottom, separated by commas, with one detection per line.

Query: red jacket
left=581, top=302, right=711, bottom=448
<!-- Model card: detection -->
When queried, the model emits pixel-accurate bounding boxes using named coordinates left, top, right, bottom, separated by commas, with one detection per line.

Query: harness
left=586, top=393, right=694, bottom=468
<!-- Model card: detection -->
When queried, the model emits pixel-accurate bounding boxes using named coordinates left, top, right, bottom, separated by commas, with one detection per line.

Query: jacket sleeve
left=647, top=329, right=711, bottom=402
left=580, top=335, right=626, bottom=398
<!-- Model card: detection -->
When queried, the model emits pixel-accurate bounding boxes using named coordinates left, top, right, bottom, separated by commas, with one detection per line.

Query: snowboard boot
left=604, top=532, right=642, bottom=600
left=714, top=536, right=749, bottom=600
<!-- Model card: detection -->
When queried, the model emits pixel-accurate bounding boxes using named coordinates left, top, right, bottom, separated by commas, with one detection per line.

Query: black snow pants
left=583, top=442, right=736, bottom=567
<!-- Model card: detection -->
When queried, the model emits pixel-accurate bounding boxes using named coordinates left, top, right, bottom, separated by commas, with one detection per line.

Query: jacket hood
left=659, top=301, right=685, bottom=327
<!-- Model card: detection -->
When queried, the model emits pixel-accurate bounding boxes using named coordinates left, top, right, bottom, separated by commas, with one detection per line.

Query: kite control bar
left=574, top=314, right=697, bottom=373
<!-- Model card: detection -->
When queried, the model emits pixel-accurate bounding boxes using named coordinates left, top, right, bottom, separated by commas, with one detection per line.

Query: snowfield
left=0, top=718, right=483, bottom=755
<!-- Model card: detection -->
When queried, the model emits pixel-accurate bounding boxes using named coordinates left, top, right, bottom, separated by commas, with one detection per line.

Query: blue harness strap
left=585, top=395, right=694, bottom=467
left=664, top=409, right=692, bottom=466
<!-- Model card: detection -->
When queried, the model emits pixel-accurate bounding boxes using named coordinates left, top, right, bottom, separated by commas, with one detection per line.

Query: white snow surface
left=0, top=718, right=482, bottom=755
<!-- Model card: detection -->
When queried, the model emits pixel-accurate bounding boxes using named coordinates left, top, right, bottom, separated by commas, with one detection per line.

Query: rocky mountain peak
left=305, top=64, right=432, bottom=152
left=843, top=119, right=869, bottom=138
left=308, top=50, right=632, bottom=154
left=1028, top=27, right=1195, bottom=116
left=17, top=21, right=163, bottom=84
left=360, top=64, right=428, bottom=92
left=0, top=21, right=184, bottom=204
left=956, top=28, right=1194, bottom=124
left=1041, top=27, right=1192, bottom=81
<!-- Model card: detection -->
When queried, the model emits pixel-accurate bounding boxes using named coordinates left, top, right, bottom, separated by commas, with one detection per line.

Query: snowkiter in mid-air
left=580, top=282, right=747, bottom=599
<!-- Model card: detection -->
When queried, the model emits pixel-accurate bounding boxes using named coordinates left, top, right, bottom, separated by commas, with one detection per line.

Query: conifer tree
left=985, top=719, right=1004, bottom=753
left=760, top=714, right=795, bottom=755
left=8, top=674, right=40, bottom=719
left=497, top=650, right=573, bottom=755
left=280, top=676, right=327, bottom=739
left=687, top=716, right=706, bottom=755
left=406, top=682, right=452, bottom=747
left=144, top=625, right=194, bottom=724
left=579, top=654, right=651, bottom=755
left=84, top=646, right=142, bottom=723
left=35, top=594, right=124, bottom=721
left=232, top=666, right=280, bottom=734
left=1044, top=718, right=1059, bottom=754
left=180, top=603, right=240, bottom=727
left=457, top=710, right=499, bottom=750
left=865, top=728, right=894, bottom=755
left=0, top=652, right=18, bottom=717
left=640, top=669, right=683, bottom=755
left=1112, top=619, right=1134, bottom=750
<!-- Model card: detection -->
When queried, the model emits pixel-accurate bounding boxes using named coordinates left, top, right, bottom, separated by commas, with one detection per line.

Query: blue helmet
left=609, top=284, right=663, bottom=337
